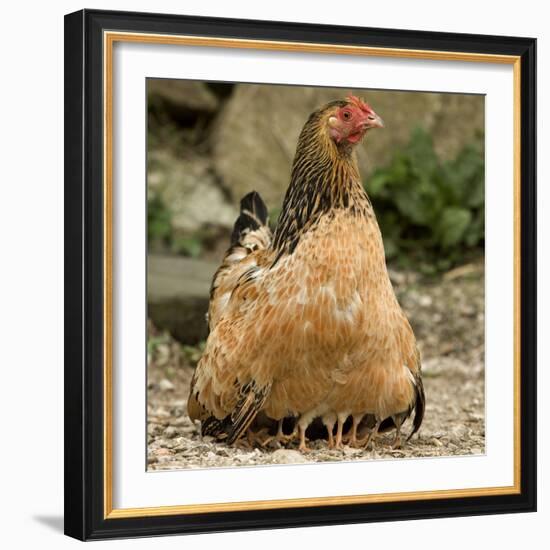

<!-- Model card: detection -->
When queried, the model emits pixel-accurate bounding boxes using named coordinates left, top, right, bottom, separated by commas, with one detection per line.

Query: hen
left=188, top=95, right=425, bottom=451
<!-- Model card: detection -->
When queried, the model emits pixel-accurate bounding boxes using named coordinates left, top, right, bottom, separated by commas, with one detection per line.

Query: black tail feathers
left=230, top=191, right=269, bottom=245
left=369, top=373, right=425, bottom=441
left=407, top=376, right=425, bottom=442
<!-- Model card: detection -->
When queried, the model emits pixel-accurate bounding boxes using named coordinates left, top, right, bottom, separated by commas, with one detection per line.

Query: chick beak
left=363, top=111, right=384, bottom=130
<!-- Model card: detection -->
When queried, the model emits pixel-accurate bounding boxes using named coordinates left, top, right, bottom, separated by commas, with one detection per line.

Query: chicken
left=187, top=95, right=425, bottom=451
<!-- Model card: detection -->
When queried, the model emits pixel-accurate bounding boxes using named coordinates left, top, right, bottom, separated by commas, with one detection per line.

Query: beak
left=363, top=111, right=384, bottom=129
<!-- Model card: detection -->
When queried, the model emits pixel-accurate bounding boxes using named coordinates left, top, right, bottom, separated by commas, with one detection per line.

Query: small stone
left=155, top=448, right=171, bottom=456
left=159, top=379, right=175, bottom=391
left=155, top=406, right=171, bottom=417
left=418, top=295, right=433, bottom=307
left=164, top=426, right=178, bottom=438
left=343, top=447, right=362, bottom=457
left=271, top=449, right=310, bottom=464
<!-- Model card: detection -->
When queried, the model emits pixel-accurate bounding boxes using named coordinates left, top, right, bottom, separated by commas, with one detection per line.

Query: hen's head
left=326, top=95, right=384, bottom=146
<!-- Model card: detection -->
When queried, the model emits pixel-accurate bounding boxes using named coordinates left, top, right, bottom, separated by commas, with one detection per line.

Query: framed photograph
left=64, top=9, right=536, bottom=540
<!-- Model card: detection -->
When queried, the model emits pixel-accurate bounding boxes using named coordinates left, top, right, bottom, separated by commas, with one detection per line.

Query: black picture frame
left=64, top=8, right=537, bottom=541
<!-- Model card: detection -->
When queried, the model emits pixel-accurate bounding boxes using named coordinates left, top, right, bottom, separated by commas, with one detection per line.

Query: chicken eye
left=342, top=110, right=352, bottom=120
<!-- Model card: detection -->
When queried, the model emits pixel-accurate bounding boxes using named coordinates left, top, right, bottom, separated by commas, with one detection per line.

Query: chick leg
left=261, top=419, right=294, bottom=447
left=391, top=415, right=405, bottom=449
left=346, top=414, right=364, bottom=447
left=234, top=435, right=252, bottom=450
left=322, top=413, right=336, bottom=449
left=392, top=426, right=402, bottom=449
left=327, top=428, right=335, bottom=449
left=275, top=419, right=295, bottom=445
left=334, top=414, right=348, bottom=449
left=276, top=419, right=286, bottom=440
left=358, top=418, right=382, bottom=450
left=298, top=424, right=310, bottom=453
left=246, top=427, right=272, bottom=447
left=282, top=423, right=298, bottom=445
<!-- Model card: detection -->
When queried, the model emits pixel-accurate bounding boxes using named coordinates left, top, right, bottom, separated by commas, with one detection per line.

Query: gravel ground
left=147, top=262, right=485, bottom=470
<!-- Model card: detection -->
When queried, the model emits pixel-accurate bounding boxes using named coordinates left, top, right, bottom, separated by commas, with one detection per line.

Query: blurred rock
left=212, top=85, right=483, bottom=207
left=147, top=254, right=216, bottom=344
left=148, top=150, right=238, bottom=233
left=148, top=79, right=219, bottom=122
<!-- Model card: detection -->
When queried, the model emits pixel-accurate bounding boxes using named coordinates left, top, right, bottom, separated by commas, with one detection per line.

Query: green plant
left=147, top=194, right=172, bottom=245
left=181, top=341, right=206, bottom=367
left=172, top=235, right=203, bottom=258
left=147, top=193, right=206, bottom=258
left=366, top=127, right=484, bottom=272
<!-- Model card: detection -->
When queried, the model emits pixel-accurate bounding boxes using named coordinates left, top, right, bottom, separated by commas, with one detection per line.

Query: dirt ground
left=147, top=262, right=485, bottom=470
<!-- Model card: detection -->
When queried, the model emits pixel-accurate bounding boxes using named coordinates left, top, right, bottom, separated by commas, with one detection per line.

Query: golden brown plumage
left=188, top=96, right=424, bottom=450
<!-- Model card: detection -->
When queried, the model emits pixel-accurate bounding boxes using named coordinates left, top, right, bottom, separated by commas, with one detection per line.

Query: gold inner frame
left=103, top=31, right=522, bottom=519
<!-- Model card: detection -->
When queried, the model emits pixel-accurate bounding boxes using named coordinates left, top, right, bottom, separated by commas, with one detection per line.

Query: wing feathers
left=226, top=381, right=272, bottom=444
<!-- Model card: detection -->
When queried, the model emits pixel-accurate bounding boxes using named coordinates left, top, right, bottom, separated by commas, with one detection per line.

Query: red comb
left=347, top=94, right=373, bottom=114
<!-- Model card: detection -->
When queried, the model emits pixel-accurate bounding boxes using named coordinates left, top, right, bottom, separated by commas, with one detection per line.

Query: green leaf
left=368, top=172, right=390, bottom=196
left=437, top=207, right=472, bottom=249
left=147, top=194, right=172, bottom=242
left=394, top=188, right=434, bottom=226
left=173, top=236, right=203, bottom=258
